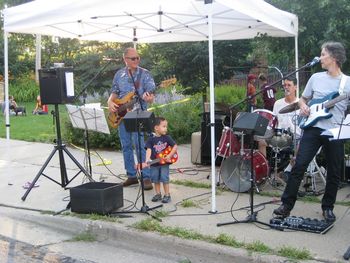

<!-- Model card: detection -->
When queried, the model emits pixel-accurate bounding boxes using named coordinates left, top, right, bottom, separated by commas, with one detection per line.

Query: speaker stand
left=217, top=133, right=270, bottom=228
left=21, top=104, right=93, bottom=201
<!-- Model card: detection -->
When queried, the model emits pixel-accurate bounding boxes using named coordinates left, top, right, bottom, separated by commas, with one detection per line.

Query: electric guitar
left=299, top=91, right=349, bottom=129
left=107, top=77, right=177, bottom=129
left=147, top=146, right=178, bottom=166
left=107, top=92, right=138, bottom=129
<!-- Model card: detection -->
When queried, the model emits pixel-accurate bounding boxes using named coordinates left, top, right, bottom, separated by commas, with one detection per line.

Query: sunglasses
left=125, top=56, right=140, bottom=61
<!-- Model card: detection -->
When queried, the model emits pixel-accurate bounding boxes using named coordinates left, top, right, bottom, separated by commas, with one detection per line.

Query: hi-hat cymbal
left=279, top=102, right=299, bottom=114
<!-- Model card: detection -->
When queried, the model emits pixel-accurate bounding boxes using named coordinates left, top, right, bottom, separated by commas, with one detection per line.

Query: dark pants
left=281, top=127, right=344, bottom=211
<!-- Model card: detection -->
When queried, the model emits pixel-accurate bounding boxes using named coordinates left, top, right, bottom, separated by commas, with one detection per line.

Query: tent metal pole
left=4, top=29, right=10, bottom=140
left=295, top=35, right=299, bottom=97
left=35, top=34, right=42, bottom=83
left=207, top=1, right=217, bottom=213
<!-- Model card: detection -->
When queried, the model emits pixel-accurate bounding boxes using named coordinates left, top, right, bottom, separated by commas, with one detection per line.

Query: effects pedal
left=270, top=216, right=334, bottom=234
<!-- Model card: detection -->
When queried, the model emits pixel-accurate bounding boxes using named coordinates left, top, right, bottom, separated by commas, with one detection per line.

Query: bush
left=9, top=74, right=39, bottom=102
left=152, top=94, right=202, bottom=144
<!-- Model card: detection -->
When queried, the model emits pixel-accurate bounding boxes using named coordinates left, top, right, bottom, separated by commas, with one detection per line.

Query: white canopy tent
left=2, top=0, right=298, bottom=212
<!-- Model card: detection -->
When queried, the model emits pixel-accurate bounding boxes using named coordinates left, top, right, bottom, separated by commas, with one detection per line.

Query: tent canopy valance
left=3, top=0, right=297, bottom=42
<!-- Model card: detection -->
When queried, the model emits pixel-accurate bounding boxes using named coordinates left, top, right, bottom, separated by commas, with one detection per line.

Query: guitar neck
left=324, top=93, right=348, bottom=109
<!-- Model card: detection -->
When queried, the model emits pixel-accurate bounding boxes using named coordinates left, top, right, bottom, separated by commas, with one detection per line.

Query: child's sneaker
left=151, top=193, right=162, bottom=202
left=162, top=195, right=171, bottom=203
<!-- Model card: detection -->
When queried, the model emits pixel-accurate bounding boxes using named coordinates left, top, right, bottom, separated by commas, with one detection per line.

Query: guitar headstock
left=159, top=76, right=177, bottom=88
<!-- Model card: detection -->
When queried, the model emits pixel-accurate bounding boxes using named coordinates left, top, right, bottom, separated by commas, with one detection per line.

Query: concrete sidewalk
left=0, top=138, right=349, bottom=262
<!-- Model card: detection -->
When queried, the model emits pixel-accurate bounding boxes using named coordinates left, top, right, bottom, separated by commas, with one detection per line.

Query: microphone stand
left=217, top=61, right=317, bottom=228
left=74, top=60, right=114, bottom=175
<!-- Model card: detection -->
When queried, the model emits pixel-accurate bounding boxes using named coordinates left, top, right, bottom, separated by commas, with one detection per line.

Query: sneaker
left=123, top=177, right=139, bottom=187
left=143, top=178, right=153, bottom=190
left=151, top=193, right=162, bottom=202
left=273, top=204, right=291, bottom=217
left=322, top=209, right=336, bottom=223
left=162, top=195, right=171, bottom=203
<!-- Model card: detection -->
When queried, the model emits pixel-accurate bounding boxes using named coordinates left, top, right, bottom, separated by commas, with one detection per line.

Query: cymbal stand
left=303, top=147, right=326, bottom=195
left=269, top=146, right=286, bottom=187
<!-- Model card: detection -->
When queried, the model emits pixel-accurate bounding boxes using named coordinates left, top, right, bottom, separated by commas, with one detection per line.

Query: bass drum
left=220, top=150, right=269, bottom=192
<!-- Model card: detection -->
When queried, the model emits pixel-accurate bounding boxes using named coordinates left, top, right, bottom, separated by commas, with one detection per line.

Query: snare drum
left=220, top=149, right=269, bottom=192
left=217, top=127, right=240, bottom=157
left=267, top=128, right=293, bottom=149
left=253, top=109, right=278, bottom=139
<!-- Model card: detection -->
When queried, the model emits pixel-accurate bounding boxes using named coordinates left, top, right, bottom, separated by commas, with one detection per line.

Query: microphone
left=307, top=56, right=320, bottom=67
left=102, top=57, right=119, bottom=62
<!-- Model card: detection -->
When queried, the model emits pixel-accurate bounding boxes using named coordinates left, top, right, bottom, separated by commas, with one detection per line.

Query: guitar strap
left=339, top=73, right=347, bottom=95
left=128, top=67, right=144, bottom=110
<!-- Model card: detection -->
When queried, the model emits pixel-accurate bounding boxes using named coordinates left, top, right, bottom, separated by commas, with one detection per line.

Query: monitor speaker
left=39, top=67, right=74, bottom=104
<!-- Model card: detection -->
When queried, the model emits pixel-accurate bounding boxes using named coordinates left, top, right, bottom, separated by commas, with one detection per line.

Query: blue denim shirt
left=110, top=66, right=155, bottom=110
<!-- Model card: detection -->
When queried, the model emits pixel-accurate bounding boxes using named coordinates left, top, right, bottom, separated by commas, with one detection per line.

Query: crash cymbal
left=279, top=102, right=299, bottom=114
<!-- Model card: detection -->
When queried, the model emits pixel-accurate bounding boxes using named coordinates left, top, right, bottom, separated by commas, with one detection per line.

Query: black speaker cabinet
left=39, top=67, right=74, bottom=104
left=124, top=111, right=155, bottom=133
left=70, top=182, right=123, bottom=215
left=232, top=112, right=268, bottom=136
left=201, top=112, right=225, bottom=165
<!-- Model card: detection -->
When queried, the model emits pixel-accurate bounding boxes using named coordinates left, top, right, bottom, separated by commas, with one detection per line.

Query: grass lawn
left=0, top=102, right=70, bottom=143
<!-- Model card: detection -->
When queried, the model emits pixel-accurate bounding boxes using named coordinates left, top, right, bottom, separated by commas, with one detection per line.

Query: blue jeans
left=118, top=121, right=150, bottom=180
left=150, top=165, right=170, bottom=183
left=281, top=127, right=344, bottom=211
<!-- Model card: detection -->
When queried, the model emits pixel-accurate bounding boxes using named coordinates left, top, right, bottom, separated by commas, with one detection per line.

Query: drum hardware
left=301, top=147, right=326, bottom=196
left=268, top=146, right=288, bottom=187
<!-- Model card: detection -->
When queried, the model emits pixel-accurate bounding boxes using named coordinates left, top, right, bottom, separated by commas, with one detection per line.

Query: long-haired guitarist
left=274, top=41, right=350, bottom=223
left=107, top=47, right=155, bottom=190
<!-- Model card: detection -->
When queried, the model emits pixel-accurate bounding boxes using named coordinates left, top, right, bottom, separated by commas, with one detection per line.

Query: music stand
left=21, top=104, right=94, bottom=201
left=66, top=104, right=110, bottom=174
left=217, top=112, right=271, bottom=227
left=121, top=110, right=163, bottom=216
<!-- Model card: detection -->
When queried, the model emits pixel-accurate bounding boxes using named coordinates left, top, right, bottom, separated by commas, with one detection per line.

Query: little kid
left=144, top=117, right=177, bottom=203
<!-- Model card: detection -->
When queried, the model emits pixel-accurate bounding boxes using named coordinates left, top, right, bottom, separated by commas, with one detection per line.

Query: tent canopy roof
left=3, top=0, right=298, bottom=43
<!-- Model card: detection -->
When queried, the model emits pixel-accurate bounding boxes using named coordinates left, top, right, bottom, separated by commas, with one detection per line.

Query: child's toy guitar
left=147, top=146, right=178, bottom=165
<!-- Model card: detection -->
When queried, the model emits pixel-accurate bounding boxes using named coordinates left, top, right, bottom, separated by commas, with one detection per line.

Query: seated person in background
left=32, top=95, right=48, bottom=115
left=9, top=95, right=18, bottom=112
left=258, top=77, right=301, bottom=161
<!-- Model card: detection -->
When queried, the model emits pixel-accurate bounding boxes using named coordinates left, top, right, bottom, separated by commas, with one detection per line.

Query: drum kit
left=218, top=108, right=295, bottom=192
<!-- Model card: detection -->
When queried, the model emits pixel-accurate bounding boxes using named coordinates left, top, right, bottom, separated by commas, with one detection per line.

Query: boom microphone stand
left=229, top=57, right=321, bottom=111
left=74, top=59, right=114, bottom=175
left=217, top=112, right=270, bottom=227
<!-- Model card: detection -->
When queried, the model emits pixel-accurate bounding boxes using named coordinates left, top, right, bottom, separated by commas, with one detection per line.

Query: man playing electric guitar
left=107, top=47, right=155, bottom=190
left=274, top=41, right=350, bottom=223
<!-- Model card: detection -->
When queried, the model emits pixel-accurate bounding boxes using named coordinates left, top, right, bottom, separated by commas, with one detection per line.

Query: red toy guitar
left=148, top=146, right=178, bottom=165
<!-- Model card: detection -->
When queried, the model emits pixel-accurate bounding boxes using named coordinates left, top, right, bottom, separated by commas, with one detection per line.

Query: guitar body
left=299, top=92, right=339, bottom=129
left=108, top=92, right=137, bottom=128
left=148, top=146, right=178, bottom=166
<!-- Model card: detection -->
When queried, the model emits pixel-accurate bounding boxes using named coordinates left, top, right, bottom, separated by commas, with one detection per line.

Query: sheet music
left=321, top=114, right=350, bottom=140
left=66, top=104, right=110, bottom=134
